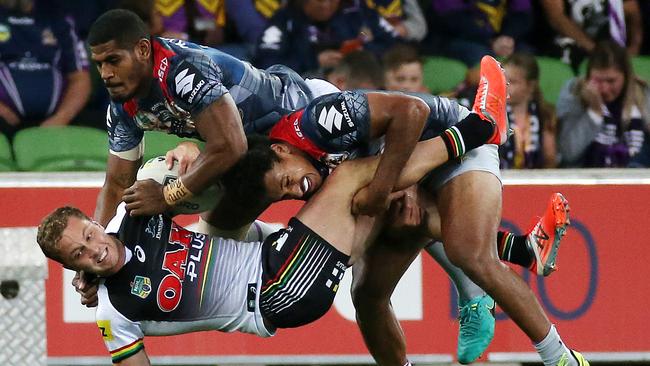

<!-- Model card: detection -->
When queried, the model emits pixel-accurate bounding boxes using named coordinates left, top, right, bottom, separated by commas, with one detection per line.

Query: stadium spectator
left=119, top=0, right=264, bottom=60
left=557, top=40, right=650, bottom=167
left=153, top=0, right=226, bottom=47
left=640, top=0, right=650, bottom=55
left=223, top=0, right=280, bottom=60
left=501, top=53, right=557, bottom=168
left=537, top=0, right=643, bottom=72
left=366, top=0, right=427, bottom=42
left=382, top=43, right=428, bottom=93
left=423, top=0, right=533, bottom=67
left=0, top=0, right=91, bottom=139
left=53, top=0, right=117, bottom=41
left=326, top=49, right=384, bottom=90
left=449, top=66, right=480, bottom=109
left=254, top=0, right=401, bottom=76
left=118, top=0, right=165, bottom=36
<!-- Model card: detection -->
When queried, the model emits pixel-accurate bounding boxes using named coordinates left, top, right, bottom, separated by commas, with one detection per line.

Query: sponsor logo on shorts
left=97, top=320, right=114, bottom=341
left=247, top=283, right=257, bottom=312
left=130, top=276, right=152, bottom=299
left=272, top=231, right=290, bottom=252
left=335, top=261, right=348, bottom=271
left=326, top=263, right=347, bottom=292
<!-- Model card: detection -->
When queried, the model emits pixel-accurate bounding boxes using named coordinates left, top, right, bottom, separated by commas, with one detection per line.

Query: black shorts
left=259, top=218, right=350, bottom=328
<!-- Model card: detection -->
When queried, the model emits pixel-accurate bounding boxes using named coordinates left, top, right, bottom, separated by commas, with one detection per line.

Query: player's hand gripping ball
left=137, top=156, right=223, bottom=215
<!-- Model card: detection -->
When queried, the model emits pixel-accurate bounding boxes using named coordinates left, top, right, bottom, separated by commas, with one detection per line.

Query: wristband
left=163, top=177, right=194, bottom=206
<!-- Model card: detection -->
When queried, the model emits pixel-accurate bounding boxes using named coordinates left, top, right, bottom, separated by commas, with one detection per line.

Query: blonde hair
left=37, top=206, right=89, bottom=262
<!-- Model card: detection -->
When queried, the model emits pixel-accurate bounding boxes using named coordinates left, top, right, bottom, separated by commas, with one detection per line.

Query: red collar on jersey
left=269, top=110, right=327, bottom=162
left=123, top=38, right=177, bottom=117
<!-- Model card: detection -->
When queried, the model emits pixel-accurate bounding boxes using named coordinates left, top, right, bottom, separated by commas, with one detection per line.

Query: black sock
left=497, top=231, right=532, bottom=268
left=441, top=113, right=494, bottom=159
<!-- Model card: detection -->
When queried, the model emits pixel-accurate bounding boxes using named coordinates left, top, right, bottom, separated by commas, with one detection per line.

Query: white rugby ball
left=137, top=156, right=223, bottom=215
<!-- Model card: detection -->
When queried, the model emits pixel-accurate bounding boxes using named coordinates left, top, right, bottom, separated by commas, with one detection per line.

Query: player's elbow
left=400, top=96, right=429, bottom=132
left=228, top=134, right=248, bottom=162
left=351, top=276, right=392, bottom=311
left=230, top=136, right=248, bottom=167
left=205, top=133, right=247, bottom=167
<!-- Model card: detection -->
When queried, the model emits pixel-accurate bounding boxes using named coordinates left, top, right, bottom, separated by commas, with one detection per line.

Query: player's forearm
left=95, top=183, right=126, bottom=226
left=541, top=0, right=594, bottom=51
left=368, top=99, right=428, bottom=197
left=181, top=95, right=247, bottom=194
left=47, top=70, right=91, bottom=125
left=339, top=136, right=449, bottom=196
left=624, top=0, right=643, bottom=55
left=96, top=155, right=140, bottom=226
left=181, top=139, right=246, bottom=194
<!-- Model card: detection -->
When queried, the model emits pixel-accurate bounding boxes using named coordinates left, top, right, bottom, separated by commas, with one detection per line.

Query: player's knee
left=408, top=96, right=431, bottom=123
left=444, top=239, right=494, bottom=269
left=351, top=276, right=391, bottom=312
left=455, top=254, right=501, bottom=287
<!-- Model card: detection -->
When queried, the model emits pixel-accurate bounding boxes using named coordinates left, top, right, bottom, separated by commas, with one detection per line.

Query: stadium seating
left=422, top=56, right=467, bottom=94
left=13, top=126, right=108, bottom=171
left=0, top=133, right=14, bottom=171
left=143, top=131, right=200, bottom=163
left=632, top=56, right=650, bottom=82
left=536, top=57, right=575, bottom=105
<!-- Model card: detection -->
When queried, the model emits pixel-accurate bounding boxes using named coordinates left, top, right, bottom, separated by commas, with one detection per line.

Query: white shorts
left=421, top=144, right=502, bottom=192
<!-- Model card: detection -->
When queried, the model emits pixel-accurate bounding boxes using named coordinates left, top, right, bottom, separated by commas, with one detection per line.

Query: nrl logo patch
left=130, top=275, right=152, bottom=299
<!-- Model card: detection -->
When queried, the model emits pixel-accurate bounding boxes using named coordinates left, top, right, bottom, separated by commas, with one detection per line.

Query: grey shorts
left=420, top=144, right=502, bottom=192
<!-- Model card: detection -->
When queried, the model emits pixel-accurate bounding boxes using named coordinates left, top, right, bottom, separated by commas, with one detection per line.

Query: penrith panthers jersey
left=95, top=204, right=273, bottom=363
left=107, top=37, right=314, bottom=156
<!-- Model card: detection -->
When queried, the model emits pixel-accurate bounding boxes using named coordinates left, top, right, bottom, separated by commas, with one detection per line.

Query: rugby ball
left=137, top=156, right=223, bottom=215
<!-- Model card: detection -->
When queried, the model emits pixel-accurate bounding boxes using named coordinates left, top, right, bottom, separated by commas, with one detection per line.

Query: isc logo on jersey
left=175, top=64, right=206, bottom=104
left=317, top=101, right=355, bottom=138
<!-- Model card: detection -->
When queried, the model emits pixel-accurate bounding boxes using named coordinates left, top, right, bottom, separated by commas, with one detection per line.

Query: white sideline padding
left=0, top=227, right=47, bottom=366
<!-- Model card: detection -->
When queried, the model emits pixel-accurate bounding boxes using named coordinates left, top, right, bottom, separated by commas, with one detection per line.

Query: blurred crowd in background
left=1, top=0, right=650, bottom=169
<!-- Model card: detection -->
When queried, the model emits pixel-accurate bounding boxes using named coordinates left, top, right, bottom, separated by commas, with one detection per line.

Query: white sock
left=534, top=324, right=574, bottom=366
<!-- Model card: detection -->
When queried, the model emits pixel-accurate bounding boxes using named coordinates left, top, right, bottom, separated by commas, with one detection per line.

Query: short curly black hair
left=221, top=135, right=280, bottom=208
left=88, top=9, right=150, bottom=48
